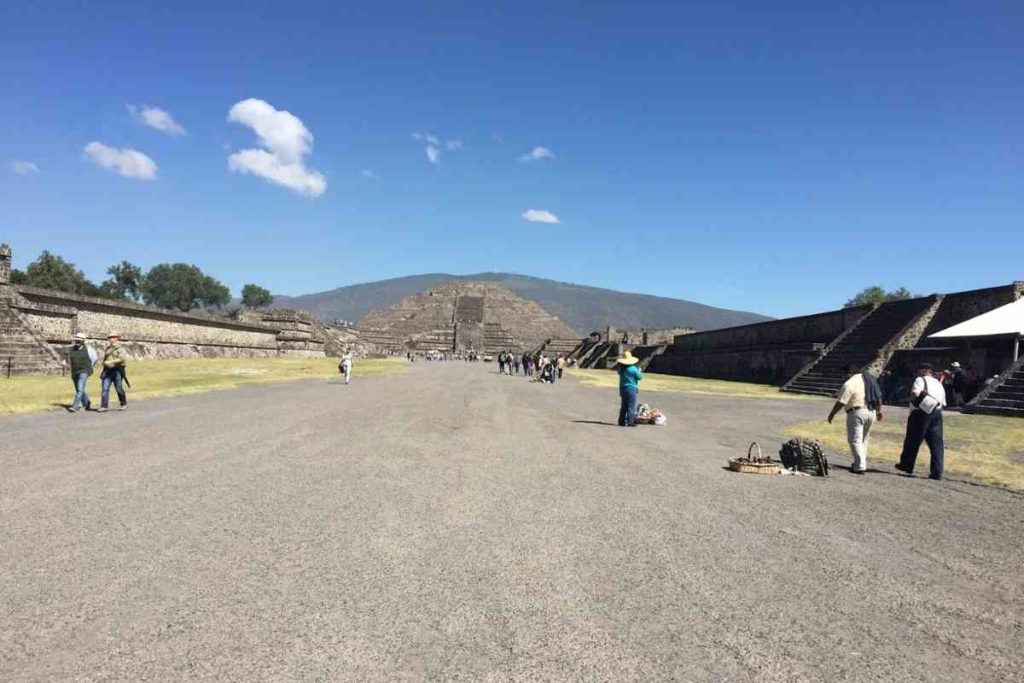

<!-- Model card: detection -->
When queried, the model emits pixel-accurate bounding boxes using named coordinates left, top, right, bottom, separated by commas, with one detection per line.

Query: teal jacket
left=618, top=364, right=643, bottom=390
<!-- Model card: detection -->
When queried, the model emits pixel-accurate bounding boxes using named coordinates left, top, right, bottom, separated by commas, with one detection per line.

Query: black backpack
left=779, top=437, right=829, bottom=476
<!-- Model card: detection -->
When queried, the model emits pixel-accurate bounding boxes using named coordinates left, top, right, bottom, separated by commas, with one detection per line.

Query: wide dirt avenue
left=2, top=362, right=1021, bottom=681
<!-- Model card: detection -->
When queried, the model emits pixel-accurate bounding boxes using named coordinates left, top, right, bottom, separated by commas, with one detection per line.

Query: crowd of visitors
left=62, top=331, right=1000, bottom=482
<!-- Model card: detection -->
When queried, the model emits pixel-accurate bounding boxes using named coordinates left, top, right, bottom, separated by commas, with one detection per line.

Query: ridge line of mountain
left=273, top=272, right=772, bottom=334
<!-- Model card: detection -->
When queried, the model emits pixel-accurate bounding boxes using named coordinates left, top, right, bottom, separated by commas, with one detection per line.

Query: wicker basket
left=728, top=442, right=780, bottom=475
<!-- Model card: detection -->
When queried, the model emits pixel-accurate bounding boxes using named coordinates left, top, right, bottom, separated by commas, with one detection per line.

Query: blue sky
left=1, top=1, right=1021, bottom=318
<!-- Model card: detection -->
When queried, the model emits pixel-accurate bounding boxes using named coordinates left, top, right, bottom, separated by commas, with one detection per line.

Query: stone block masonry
left=0, top=247, right=326, bottom=373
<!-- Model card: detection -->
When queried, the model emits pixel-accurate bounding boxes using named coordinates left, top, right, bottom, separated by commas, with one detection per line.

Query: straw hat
left=73, top=332, right=88, bottom=341
left=951, top=361, right=962, bottom=368
left=616, top=350, right=639, bottom=366
left=107, top=331, right=121, bottom=339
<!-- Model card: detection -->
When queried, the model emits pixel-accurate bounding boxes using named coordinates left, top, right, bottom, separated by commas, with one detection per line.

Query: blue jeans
left=101, top=370, right=127, bottom=408
left=618, top=386, right=638, bottom=426
left=71, top=372, right=91, bottom=410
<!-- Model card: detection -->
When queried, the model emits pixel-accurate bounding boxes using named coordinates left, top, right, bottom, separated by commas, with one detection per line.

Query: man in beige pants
left=827, top=364, right=884, bottom=474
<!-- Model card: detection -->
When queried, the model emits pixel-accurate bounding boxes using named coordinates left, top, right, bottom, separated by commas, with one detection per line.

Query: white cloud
left=83, top=142, right=158, bottom=180
left=519, top=146, right=555, bottom=162
left=128, top=104, right=186, bottom=135
left=360, top=169, right=378, bottom=180
left=522, top=209, right=560, bottom=224
left=11, top=160, right=40, bottom=175
left=413, top=132, right=441, bottom=146
left=227, top=98, right=326, bottom=198
left=413, top=132, right=462, bottom=165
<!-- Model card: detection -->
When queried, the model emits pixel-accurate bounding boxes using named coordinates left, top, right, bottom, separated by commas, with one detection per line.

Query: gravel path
left=1, top=362, right=1021, bottom=681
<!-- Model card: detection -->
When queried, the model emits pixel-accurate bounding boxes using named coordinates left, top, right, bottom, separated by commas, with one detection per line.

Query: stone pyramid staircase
left=967, top=358, right=1024, bottom=417
left=0, top=302, right=64, bottom=375
left=483, top=323, right=517, bottom=353
left=782, top=297, right=939, bottom=397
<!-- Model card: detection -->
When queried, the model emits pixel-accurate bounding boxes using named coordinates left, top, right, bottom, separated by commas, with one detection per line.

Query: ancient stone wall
left=8, top=285, right=324, bottom=362
left=606, top=326, right=695, bottom=345
left=648, top=343, right=826, bottom=384
left=670, top=306, right=869, bottom=351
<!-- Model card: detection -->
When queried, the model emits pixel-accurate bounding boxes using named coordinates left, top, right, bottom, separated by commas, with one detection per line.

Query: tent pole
left=1015, top=335, right=1020, bottom=362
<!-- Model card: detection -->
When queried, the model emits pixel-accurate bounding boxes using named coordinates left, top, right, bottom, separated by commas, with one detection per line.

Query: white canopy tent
left=929, top=297, right=1024, bottom=360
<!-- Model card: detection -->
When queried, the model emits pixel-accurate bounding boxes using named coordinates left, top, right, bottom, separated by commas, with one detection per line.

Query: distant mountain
left=273, top=272, right=771, bottom=333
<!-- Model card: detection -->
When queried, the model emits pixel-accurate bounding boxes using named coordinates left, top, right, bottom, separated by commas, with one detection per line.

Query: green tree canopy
left=241, top=283, right=274, bottom=308
left=21, top=251, right=101, bottom=295
left=141, top=263, right=231, bottom=312
left=845, top=286, right=914, bottom=308
left=99, top=261, right=144, bottom=301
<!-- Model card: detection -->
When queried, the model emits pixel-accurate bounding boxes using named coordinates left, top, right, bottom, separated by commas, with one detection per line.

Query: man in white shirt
left=827, top=364, right=884, bottom=474
left=896, top=362, right=946, bottom=480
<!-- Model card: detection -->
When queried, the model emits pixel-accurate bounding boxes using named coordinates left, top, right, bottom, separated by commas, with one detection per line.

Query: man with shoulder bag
left=896, top=362, right=946, bottom=480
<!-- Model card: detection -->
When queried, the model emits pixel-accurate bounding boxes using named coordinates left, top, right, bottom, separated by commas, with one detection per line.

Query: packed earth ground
left=1, top=361, right=1022, bottom=680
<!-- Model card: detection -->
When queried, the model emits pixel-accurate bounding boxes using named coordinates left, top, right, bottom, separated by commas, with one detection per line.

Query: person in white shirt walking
left=827, top=363, right=884, bottom=474
left=340, top=351, right=353, bottom=385
left=896, top=362, right=946, bottom=480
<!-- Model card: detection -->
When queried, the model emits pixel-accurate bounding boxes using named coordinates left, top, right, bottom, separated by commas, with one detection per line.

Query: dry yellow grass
left=0, top=357, right=407, bottom=417
left=783, top=413, right=1024, bottom=491
left=566, top=367, right=819, bottom=401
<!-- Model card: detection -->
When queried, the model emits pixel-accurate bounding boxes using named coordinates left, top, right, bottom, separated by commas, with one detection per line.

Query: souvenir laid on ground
left=635, top=404, right=667, bottom=425
left=779, top=437, right=830, bottom=477
left=728, top=442, right=780, bottom=475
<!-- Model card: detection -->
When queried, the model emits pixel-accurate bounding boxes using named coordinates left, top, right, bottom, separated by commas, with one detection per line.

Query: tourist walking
left=99, top=332, right=128, bottom=412
left=827, top=364, right=884, bottom=474
left=557, top=355, right=566, bottom=379
left=616, top=350, right=643, bottom=427
left=896, top=363, right=946, bottom=480
left=340, top=350, right=353, bottom=385
left=66, top=332, right=97, bottom=412
left=513, top=354, right=521, bottom=375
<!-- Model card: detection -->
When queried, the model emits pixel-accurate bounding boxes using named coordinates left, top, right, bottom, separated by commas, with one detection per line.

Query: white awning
left=929, top=297, right=1024, bottom=339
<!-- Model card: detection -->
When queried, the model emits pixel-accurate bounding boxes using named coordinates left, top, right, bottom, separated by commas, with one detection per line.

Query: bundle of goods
left=728, top=442, right=780, bottom=475
left=635, top=404, right=667, bottom=425
left=779, top=437, right=829, bottom=476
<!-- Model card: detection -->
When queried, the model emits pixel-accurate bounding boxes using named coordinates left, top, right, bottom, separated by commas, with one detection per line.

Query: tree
left=241, top=283, right=274, bottom=308
left=141, top=263, right=231, bottom=312
left=845, top=286, right=914, bottom=308
left=21, top=251, right=101, bottom=295
left=10, top=269, right=28, bottom=284
left=99, top=261, right=144, bottom=301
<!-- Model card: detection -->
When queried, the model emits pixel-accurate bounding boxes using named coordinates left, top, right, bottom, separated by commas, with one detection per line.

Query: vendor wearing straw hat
left=615, top=349, right=643, bottom=427
left=99, top=331, right=129, bottom=412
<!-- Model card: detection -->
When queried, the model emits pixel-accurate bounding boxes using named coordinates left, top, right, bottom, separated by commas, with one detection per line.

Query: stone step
left=978, top=399, right=1024, bottom=410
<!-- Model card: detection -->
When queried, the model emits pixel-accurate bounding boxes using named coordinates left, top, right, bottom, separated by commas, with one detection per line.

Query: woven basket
left=728, top=442, right=780, bottom=475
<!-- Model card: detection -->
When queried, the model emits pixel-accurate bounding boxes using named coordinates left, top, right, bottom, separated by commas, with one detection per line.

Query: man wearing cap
left=896, top=362, right=946, bottom=480
left=827, top=363, right=884, bottom=474
left=65, top=332, right=97, bottom=412
left=949, top=361, right=966, bottom=408
left=616, top=350, right=643, bottom=427
left=99, top=332, right=128, bottom=412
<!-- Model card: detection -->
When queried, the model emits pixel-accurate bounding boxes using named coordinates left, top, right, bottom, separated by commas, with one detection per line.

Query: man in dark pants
left=896, top=363, right=946, bottom=480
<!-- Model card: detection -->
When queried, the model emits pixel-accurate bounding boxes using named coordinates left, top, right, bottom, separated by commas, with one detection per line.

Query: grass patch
left=0, top=357, right=407, bottom=417
left=566, top=368, right=821, bottom=401
left=783, top=413, right=1024, bottom=490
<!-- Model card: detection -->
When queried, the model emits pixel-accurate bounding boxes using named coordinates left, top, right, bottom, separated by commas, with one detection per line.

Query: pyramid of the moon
left=357, top=281, right=580, bottom=352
